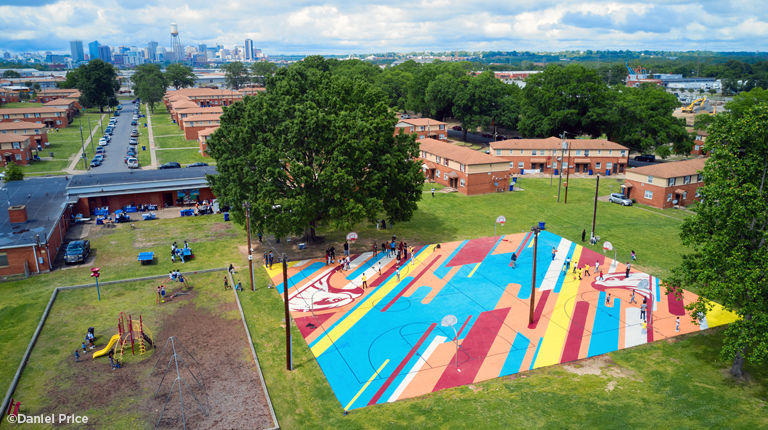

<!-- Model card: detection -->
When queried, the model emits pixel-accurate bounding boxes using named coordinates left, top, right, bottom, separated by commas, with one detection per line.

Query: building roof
left=165, top=88, right=240, bottom=98
left=198, top=127, right=219, bottom=137
left=490, top=137, right=629, bottom=151
left=0, top=107, right=68, bottom=115
left=0, top=134, right=30, bottom=143
left=398, top=118, right=447, bottom=127
left=37, top=89, right=80, bottom=95
left=419, top=138, right=506, bottom=165
left=627, top=157, right=707, bottom=179
left=66, top=166, right=218, bottom=198
left=0, top=177, right=70, bottom=249
left=43, top=99, right=74, bottom=107
left=0, top=121, right=48, bottom=131
left=183, top=114, right=222, bottom=123
left=176, top=107, right=223, bottom=115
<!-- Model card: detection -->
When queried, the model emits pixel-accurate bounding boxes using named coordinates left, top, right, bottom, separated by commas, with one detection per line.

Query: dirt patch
left=605, top=380, right=618, bottom=392
left=561, top=355, right=639, bottom=381
left=39, top=292, right=273, bottom=430
left=210, top=223, right=233, bottom=233
left=467, top=384, right=482, bottom=393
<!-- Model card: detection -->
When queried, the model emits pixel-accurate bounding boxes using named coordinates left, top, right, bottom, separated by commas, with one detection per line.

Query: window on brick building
left=668, top=178, right=675, bottom=187
left=575, top=150, right=581, bottom=156
left=697, top=174, right=702, bottom=182
left=420, top=135, right=425, bottom=139
left=518, top=162, right=524, bottom=168
left=509, top=162, right=514, bottom=168
left=647, top=176, right=653, bottom=184
left=439, top=125, right=445, bottom=130
left=620, top=150, right=626, bottom=156
left=460, top=163, right=465, bottom=172
left=684, top=175, right=691, bottom=184
left=444, top=158, right=449, bottom=166
left=531, top=150, right=537, bottom=155
left=12, top=142, right=20, bottom=149
left=496, top=149, right=501, bottom=156
left=444, top=172, right=448, bottom=180
left=436, top=169, right=440, bottom=176
left=509, top=150, right=514, bottom=155
left=439, top=134, right=445, bottom=139
left=0, top=252, right=8, bottom=268
left=595, top=162, right=601, bottom=169
left=644, top=190, right=653, bottom=199
left=15, top=154, right=21, bottom=160
left=460, top=179, right=465, bottom=187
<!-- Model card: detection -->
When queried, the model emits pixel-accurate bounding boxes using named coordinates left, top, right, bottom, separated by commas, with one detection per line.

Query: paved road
left=447, top=129, right=494, bottom=146
left=89, top=101, right=141, bottom=174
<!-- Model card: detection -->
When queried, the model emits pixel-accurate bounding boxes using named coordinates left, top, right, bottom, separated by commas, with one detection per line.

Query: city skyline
left=0, top=1, right=767, bottom=55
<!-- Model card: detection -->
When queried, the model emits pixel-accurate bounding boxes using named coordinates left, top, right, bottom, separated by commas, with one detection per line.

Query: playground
left=265, top=232, right=737, bottom=411
left=4, top=272, right=273, bottom=430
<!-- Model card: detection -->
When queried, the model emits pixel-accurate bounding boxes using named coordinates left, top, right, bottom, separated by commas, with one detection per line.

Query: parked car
left=105, top=128, right=113, bottom=135
left=451, top=125, right=462, bottom=131
left=117, top=104, right=122, bottom=110
left=131, top=120, right=137, bottom=126
left=481, top=132, right=494, bottom=138
left=634, top=154, right=656, bottom=162
left=158, top=162, right=181, bottom=169
left=114, top=110, right=120, bottom=116
left=609, top=193, right=633, bottom=206
left=130, top=129, right=138, bottom=137
left=90, top=158, right=102, bottom=167
left=95, top=149, right=106, bottom=158
left=127, top=147, right=136, bottom=155
left=129, top=138, right=138, bottom=146
left=186, top=162, right=209, bottom=168
left=132, top=99, right=136, bottom=104
left=64, top=240, right=91, bottom=264
left=400, top=114, right=411, bottom=119
left=133, top=115, right=139, bottom=120
left=127, top=157, right=139, bottom=169
left=102, top=134, right=110, bottom=142
left=495, top=135, right=506, bottom=141
left=98, top=138, right=107, bottom=146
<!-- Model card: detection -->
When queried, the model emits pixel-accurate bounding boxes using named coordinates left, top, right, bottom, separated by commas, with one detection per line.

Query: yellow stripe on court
left=534, top=245, right=583, bottom=369
left=344, top=359, right=389, bottom=411
left=467, top=263, right=481, bottom=278
left=705, top=302, right=738, bottom=327
left=310, top=246, right=437, bottom=357
left=264, top=260, right=303, bottom=281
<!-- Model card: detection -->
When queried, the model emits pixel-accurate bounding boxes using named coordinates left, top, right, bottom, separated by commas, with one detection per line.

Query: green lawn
left=151, top=124, right=184, bottom=136
left=240, top=270, right=767, bottom=429
left=137, top=133, right=151, bottom=167
left=0, top=215, right=248, bottom=406
left=157, top=148, right=209, bottom=166
left=154, top=134, right=198, bottom=149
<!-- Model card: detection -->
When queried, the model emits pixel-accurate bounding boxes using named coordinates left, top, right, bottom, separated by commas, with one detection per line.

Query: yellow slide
left=92, top=334, right=120, bottom=359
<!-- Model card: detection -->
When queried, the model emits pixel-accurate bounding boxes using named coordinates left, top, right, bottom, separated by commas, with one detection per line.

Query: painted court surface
left=265, top=232, right=736, bottom=411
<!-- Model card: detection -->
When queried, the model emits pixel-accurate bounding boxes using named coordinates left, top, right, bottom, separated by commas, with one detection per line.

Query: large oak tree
left=75, top=59, right=120, bottom=112
left=206, top=56, right=424, bottom=241
left=665, top=102, right=768, bottom=378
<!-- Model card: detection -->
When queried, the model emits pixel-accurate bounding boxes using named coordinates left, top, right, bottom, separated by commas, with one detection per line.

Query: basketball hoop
left=496, top=215, right=506, bottom=226
left=346, top=232, right=358, bottom=244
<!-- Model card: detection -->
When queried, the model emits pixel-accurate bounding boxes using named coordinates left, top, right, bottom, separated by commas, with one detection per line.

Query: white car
left=98, top=138, right=108, bottom=146
left=127, top=157, right=139, bottom=169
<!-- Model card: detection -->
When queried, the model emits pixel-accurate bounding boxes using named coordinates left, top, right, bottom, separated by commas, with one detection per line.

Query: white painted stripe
left=292, top=259, right=311, bottom=268
left=698, top=314, right=709, bottom=330
left=624, top=308, right=647, bottom=348
left=539, top=239, right=572, bottom=291
left=609, top=259, right=619, bottom=273
left=386, top=335, right=447, bottom=403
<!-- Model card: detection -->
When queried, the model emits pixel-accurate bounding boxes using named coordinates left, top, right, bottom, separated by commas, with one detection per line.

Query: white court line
left=387, top=335, right=447, bottom=403
left=539, top=238, right=572, bottom=291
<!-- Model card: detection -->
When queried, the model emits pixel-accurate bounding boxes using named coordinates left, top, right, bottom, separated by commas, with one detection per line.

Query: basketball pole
left=283, top=254, right=292, bottom=371
left=591, top=175, right=600, bottom=241
left=529, top=226, right=541, bottom=325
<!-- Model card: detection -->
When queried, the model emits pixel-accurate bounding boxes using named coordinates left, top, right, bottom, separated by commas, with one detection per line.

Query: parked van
left=127, top=157, right=139, bottom=169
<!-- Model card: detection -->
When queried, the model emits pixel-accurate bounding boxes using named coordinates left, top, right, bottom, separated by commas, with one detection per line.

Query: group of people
left=375, top=219, right=393, bottom=231
left=193, top=200, right=214, bottom=216
left=264, top=251, right=274, bottom=269
left=171, top=241, right=191, bottom=263
left=223, top=276, right=243, bottom=291
left=167, top=270, right=186, bottom=284
left=137, top=203, right=158, bottom=212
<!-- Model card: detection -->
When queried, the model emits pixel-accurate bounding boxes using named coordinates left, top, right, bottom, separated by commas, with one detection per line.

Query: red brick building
left=0, top=121, right=49, bottom=148
left=35, top=89, right=80, bottom=103
left=691, top=130, right=709, bottom=156
left=175, top=107, right=223, bottom=131
left=181, top=114, right=222, bottom=140
left=0, top=107, right=70, bottom=128
left=396, top=118, right=448, bottom=141
left=418, top=138, right=510, bottom=195
left=43, top=98, right=79, bottom=121
left=489, top=137, right=629, bottom=176
left=197, top=127, right=218, bottom=156
left=623, top=158, right=707, bottom=209
left=0, top=88, right=21, bottom=104
left=0, top=135, right=33, bottom=166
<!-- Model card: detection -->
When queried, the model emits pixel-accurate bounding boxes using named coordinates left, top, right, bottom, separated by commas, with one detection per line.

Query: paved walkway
left=65, top=113, right=107, bottom=174
left=146, top=104, right=158, bottom=168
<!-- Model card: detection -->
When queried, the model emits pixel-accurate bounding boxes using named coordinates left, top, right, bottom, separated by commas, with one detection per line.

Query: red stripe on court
left=510, top=232, right=532, bottom=266
left=294, top=313, right=335, bottom=340
left=381, top=255, right=442, bottom=312
left=453, top=315, right=472, bottom=341
left=577, top=247, right=605, bottom=273
left=367, top=322, right=437, bottom=406
left=560, top=301, right=590, bottom=363
left=527, top=289, right=551, bottom=329
left=447, top=237, right=498, bottom=267
left=432, top=307, right=511, bottom=392
left=369, top=265, right=398, bottom=288
left=667, top=287, right=686, bottom=316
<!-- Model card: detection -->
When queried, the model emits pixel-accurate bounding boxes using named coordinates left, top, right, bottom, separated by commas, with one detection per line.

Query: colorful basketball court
left=264, top=232, right=736, bottom=411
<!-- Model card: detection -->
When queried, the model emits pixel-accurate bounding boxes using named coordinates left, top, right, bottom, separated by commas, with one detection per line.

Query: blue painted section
left=433, top=240, right=468, bottom=279
left=588, top=292, right=622, bottom=357
left=487, top=236, right=504, bottom=255
left=500, top=332, right=532, bottom=376
left=346, top=252, right=385, bottom=280
left=654, top=278, right=660, bottom=303
left=529, top=337, right=543, bottom=370
left=277, top=262, right=327, bottom=294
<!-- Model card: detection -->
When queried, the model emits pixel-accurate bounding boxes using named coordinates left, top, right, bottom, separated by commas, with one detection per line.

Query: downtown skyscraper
left=244, top=39, right=253, bottom=60
left=69, top=40, right=84, bottom=62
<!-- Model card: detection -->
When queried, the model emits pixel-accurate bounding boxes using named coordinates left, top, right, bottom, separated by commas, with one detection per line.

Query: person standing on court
left=583, top=264, right=591, bottom=277
left=625, top=261, right=631, bottom=278
left=361, top=273, right=368, bottom=289
left=640, top=299, right=647, bottom=321
left=344, top=240, right=349, bottom=256
left=268, top=251, right=274, bottom=269
left=551, top=247, right=557, bottom=261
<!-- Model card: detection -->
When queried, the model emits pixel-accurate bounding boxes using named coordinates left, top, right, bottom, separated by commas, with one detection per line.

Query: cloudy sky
left=1, top=0, right=766, bottom=55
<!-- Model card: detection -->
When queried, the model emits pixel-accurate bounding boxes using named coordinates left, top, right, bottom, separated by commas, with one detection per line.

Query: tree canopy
left=664, top=102, right=768, bottom=378
left=251, top=61, right=278, bottom=86
left=2, top=70, right=20, bottom=78
left=222, top=61, right=251, bottom=90
left=131, top=64, right=167, bottom=113
left=74, top=59, right=119, bottom=111
left=164, top=63, right=196, bottom=90
left=206, top=56, right=424, bottom=240
left=453, top=71, right=512, bottom=140
left=2, top=161, right=23, bottom=182
left=725, top=87, right=768, bottom=119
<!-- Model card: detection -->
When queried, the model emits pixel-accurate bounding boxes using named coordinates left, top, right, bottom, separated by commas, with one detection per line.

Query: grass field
left=0, top=214, right=248, bottom=406
left=137, top=133, right=151, bottom=167
left=154, top=134, right=198, bottom=149
left=157, top=148, right=208, bottom=166
left=151, top=124, right=184, bottom=136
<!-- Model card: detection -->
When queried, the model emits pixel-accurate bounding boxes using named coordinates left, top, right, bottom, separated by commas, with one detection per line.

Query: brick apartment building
left=197, top=127, right=218, bottom=156
left=691, top=130, right=709, bottom=156
left=174, top=106, right=223, bottom=130
left=0, top=88, right=21, bottom=104
left=181, top=114, right=222, bottom=140
left=0, top=135, right=33, bottom=166
left=418, top=138, right=510, bottom=195
left=43, top=98, right=80, bottom=121
left=35, top=89, right=80, bottom=103
left=0, top=121, right=49, bottom=148
left=163, top=88, right=242, bottom=111
left=237, top=87, right=266, bottom=97
left=489, top=137, right=630, bottom=176
left=396, top=118, right=448, bottom=141
left=623, top=157, right=707, bottom=209
left=0, top=107, right=71, bottom=128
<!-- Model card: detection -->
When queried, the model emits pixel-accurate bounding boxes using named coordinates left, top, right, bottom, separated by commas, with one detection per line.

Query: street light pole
left=79, top=120, right=88, bottom=170
left=87, top=117, right=95, bottom=153
left=557, top=134, right=567, bottom=202
left=564, top=143, right=573, bottom=204
left=529, top=226, right=541, bottom=325
left=282, top=254, right=293, bottom=371
left=591, top=174, right=600, bottom=242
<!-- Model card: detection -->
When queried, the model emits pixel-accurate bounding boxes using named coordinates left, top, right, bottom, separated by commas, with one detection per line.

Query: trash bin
left=589, top=170, right=593, bottom=175
left=509, top=184, right=514, bottom=191
left=173, top=120, right=176, bottom=124
left=142, top=146, right=146, bottom=151
left=538, top=221, right=546, bottom=230
left=512, top=177, right=518, bottom=183
left=606, top=170, right=611, bottom=176
left=520, top=169, right=524, bottom=175
left=554, top=169, right=558, bottom=176
left=224, top=213, right=230, bottom=221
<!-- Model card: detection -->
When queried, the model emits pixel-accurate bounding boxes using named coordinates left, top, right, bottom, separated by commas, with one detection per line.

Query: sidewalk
left=65, top=113, right=106, bottom=174
left=146, top=104, right=158, bottom=168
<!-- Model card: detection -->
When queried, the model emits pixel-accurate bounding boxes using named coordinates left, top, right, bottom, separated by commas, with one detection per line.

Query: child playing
left=74, top=350, right=80, bottom=362
left=161, top=286, right=166, bottom=303
left=108, top=350, right=116, bottom=370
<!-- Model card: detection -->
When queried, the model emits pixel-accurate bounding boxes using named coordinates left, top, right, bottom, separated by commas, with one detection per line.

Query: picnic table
left=124, top=206, right=138, bottom=213
left=142, top=212, right=157, bottom=221
left=180, top=248, right=193, bottom=257
left=138, top=252, right=154, bottom=265
left=94, top=209, right=109, bottom=216
left=180, top=209, right=193, bottom=217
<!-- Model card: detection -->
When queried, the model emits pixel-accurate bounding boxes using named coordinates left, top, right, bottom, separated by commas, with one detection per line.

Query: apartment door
left=163, top=192, right=174, bottom=207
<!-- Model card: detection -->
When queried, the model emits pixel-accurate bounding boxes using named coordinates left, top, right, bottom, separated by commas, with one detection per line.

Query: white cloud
left=0, top=0, right=766, bottom=54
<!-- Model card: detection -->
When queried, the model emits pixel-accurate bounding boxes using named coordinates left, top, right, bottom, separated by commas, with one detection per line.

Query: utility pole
left=282, top=254, right=292, bottom=371
left=245, top=202, right=255, bottom=291
left=564, top=143, right=572, bottom=204
left=557, top=134, right=567, bottom=202
left=591, top=175, right=600, bottom=242
left=79, top=119, right=88, bottom=170
left=529, top=226, right=541, bottom=325
left=87, top=117, right=95, bottom=153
